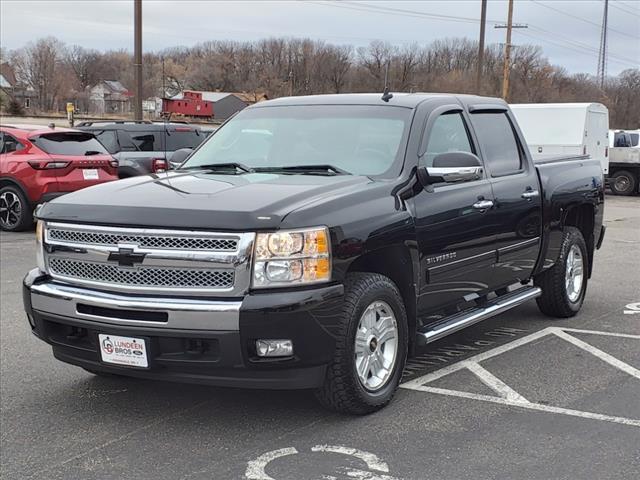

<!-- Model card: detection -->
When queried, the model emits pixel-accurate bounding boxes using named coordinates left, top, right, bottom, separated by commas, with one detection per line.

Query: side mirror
left=419, top=152, right=483, bottom=185
left=169, top=148, right=193, bottom=169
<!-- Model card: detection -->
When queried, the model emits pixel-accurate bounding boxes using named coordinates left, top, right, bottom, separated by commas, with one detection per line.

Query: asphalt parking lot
left=1, top=195, right=639, bottom=480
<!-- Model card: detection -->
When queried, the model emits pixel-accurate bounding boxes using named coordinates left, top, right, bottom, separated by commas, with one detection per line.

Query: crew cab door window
left=422, top=112, right=474, bottom=167
left=471, top=112, right=522, bottom=176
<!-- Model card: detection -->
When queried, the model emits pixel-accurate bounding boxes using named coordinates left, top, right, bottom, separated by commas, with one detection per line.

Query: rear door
left=412, top=105, right=498, bottom=318
left=468, top=108, right=542, bottom=288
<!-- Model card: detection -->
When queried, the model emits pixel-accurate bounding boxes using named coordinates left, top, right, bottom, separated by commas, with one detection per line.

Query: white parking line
left=465, top=362, right=529, bottom=403
left=401, top=327, right=640, bottom=428
left=552, top=329, right=640, bottom=380
left=412, top=385, right=640, bottom=427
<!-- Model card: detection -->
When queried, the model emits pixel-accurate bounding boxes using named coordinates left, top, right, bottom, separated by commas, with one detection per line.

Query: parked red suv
left=0, top=125, right=119, bottom=231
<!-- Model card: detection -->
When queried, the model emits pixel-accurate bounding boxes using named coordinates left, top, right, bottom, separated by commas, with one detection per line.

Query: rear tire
left=0, top=185, right=33, bottom=231
left=315, top=273, right=408, bottom=415
left=609, top=170, right=637, bottom=196
left=534, top=227, right=588, bottom=318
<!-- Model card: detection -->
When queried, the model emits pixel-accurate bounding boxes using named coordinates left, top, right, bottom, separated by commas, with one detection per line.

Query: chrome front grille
left=48, top=228, right=238, bottom=251
left=43, top=222, right=255, bottom=296
left=49, top=258, right=234, bottom=289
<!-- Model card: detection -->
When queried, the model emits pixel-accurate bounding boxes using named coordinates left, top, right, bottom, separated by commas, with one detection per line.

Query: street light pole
left=134, top=0, right=143, bottom=120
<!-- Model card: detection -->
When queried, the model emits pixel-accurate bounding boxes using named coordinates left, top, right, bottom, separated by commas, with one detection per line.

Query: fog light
left=256, top=339, right=293, bottom=357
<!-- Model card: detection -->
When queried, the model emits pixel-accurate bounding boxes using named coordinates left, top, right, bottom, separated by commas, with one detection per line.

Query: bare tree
left=4, top=35, right=638, bottom=126
left=65, top=45, right=100, bottom=90
left=11, top=37, right=64, bottom=110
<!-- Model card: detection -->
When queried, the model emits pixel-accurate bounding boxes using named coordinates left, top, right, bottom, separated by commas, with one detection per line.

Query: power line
left=515, top=29, right=635, bottom=69
left=609, top=1, right=640, bottom=18
left=527, top=25, right=634, bottom=65
left=306, top=1, right=485, bottom=26
left=529, top=0, right=637, bottom=39
left=307, top=0, right=639, bottom=69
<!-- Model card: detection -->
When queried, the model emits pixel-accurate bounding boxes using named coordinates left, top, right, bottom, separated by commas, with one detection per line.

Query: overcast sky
left=1, top=0, right=638, bottom=76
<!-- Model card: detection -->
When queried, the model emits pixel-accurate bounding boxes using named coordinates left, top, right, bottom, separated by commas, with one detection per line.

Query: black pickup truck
left=23, top=93, right=605, bottom=414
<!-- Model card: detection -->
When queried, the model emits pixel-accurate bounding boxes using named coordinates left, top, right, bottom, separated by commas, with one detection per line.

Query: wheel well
left=563, top=204, right=595, bottom=277
left=0, top=177, right=28, bottom=197
left=347, top=246, right=417, bottom=353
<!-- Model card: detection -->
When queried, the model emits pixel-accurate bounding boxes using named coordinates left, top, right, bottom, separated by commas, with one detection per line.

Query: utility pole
left=597, top=0, right=609, bottom=89
left=495, top=0, right=527, bottom=101
left=475, top=0, right=487, bottom=95
left=288, top=70, right=294, bottom=96
left=133, top=0, right=143, bottom=120
left=162, top=56, right=166, bottom=98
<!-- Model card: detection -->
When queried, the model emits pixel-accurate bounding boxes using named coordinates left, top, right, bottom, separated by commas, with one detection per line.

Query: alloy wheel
left=354, top=301, right=398, bottom=391
left=0, top=191, right=23, bottom=229
left=565, top=244, right=584, bottom=303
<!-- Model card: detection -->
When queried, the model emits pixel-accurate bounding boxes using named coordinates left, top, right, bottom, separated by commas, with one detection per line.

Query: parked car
left=511, top=103, right=610, bottom=175
left=76, top=120, right=206, bottom=178
left=23, top=93, right=605, bottom=414
left=0, top=125, right=118, bottom=231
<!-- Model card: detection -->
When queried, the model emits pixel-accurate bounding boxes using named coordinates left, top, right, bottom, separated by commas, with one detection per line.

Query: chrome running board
left=417, top=286, right=542, bottom=345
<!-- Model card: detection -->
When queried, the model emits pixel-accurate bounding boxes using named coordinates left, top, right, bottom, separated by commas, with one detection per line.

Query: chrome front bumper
left=29, top=278, right=241, bottom=331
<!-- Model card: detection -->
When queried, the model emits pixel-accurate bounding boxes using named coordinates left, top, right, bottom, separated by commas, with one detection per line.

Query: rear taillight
left=28, top=160, right=70, bottom=170
left=152, top=158, right=168, bottom=173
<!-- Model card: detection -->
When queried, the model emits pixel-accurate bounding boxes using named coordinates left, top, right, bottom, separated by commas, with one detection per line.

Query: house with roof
left=162, top=90, right=268, bottom=120
left=89, top=80, right=133, bottom=115
left=0, top=62, right=38, bottom=111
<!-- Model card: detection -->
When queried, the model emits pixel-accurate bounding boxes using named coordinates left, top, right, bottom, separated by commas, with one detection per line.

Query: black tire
left=534, top=227, right=588, bottom=318
left=609, top=170, right=637, bottom=196
left=0, top=185, right=33, bottom=231
left=315, top=273, right=408, bottom=415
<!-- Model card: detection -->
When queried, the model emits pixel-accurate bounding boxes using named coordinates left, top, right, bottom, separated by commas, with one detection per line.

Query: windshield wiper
left=254, top=164, right=351, bottom=176
left=182, top=162, right=254, bottom=173
left=84, top=150, right=103, bottom=156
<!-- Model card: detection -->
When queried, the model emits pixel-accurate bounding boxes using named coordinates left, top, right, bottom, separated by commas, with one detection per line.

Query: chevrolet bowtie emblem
left=108, top=248, right=146, bottom=267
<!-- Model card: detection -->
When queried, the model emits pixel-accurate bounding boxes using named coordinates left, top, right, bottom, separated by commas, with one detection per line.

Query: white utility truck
left=608, top=129, right=640, bottom=195
left=511, top=103, right=609, bottom=175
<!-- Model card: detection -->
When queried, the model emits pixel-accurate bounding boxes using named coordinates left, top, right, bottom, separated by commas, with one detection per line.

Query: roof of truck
left=251, top=93, right=505, bottom=109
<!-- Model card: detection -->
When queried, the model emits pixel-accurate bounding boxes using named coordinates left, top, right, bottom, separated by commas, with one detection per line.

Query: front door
left=411, top=109, right=497, bottom=320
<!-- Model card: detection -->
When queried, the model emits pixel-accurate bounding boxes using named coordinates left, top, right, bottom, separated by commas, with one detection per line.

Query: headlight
left=35, top=220, right=47, bottom=272
left=253, top=227, right=331, bottom=288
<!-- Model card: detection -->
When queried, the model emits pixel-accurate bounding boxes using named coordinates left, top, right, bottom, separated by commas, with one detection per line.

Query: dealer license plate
left=98, top=334, right=148, bottom=368
left=82, top=168, right=99, bottom=180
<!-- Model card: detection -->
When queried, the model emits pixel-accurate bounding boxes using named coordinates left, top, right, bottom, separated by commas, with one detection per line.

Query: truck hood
left=38, top=170, right=374, bottom=230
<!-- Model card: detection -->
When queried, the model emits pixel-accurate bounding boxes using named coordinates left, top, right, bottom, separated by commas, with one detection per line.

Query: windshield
left=32, top=132, right=109, bottom=155
left=181, top=105, right=411, bottom=176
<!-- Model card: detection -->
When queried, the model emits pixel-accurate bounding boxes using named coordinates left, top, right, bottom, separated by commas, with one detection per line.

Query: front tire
left=534, top=227, right=588, bottom=318
left=0, top=185, right=33, bottom=231
left=315, top=273, right=408, bottom=415
left=609, top=170, right=637, bottom=196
